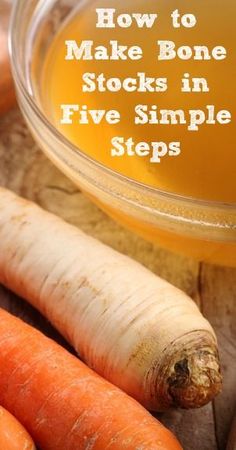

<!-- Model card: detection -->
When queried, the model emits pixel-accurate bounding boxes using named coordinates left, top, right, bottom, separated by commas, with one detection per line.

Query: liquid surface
left=40, top=0, right=236, bottom=202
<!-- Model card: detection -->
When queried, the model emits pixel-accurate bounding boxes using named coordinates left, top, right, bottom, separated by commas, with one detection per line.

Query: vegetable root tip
left=147, top=330, right=222, bottom=410
left=166, top=333, right=222, bottom=409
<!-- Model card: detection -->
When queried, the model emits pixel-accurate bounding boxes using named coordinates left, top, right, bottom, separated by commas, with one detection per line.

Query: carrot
left=0, top=2, right=16, bottom=116
left=0, top=187, right=222, bottom=411
left=0, top=406, right=35, bottom=450
left=0, top=307, right=182, bottom=450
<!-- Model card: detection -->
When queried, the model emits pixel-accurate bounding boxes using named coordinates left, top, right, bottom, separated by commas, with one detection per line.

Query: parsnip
left=0, top=187, right=222, bottom=411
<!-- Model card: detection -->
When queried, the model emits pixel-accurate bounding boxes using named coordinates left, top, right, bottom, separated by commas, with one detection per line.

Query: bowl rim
left=8, top=0, right=236, bottom=213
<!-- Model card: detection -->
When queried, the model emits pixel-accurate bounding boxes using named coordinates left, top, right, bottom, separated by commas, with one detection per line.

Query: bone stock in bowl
left=9, top=0, right=236, bottom=266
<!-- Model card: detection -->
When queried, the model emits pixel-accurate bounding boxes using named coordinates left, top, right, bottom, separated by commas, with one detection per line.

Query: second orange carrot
left=0, top=308, right=182, bottom=450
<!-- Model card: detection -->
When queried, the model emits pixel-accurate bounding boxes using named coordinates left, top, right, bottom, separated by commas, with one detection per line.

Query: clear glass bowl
left=9, top=0, right=236, bottom=266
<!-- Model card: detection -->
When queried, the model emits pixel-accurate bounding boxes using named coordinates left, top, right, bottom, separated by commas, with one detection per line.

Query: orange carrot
left=0, top=2, right=16, bottom=115
left=0, top=406, right=35, bottom=450
left=0, top=308, right=182, bottom=450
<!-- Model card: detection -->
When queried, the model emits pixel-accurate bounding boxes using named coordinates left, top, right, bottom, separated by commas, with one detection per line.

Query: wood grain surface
left=0, top=108, right=235, bottom=450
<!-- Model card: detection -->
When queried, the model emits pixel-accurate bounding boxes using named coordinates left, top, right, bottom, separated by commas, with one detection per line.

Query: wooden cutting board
left=0, top=107, right=235, bottom=450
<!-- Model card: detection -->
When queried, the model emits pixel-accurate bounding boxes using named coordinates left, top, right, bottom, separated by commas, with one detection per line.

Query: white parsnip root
left=0, top=188, right=221, bottom=411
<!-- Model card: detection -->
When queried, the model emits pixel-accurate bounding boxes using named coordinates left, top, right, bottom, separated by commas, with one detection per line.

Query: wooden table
left=0, top=108, right=235, bottom=450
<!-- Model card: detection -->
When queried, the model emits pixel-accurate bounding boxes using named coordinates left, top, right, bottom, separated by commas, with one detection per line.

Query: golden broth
left=40, top=0, right=236, bottom=202
left=32, top=0, right=236, bottom=266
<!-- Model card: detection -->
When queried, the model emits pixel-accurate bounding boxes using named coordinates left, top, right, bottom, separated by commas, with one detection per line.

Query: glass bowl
left=9, top=0, right=236, bottom=267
